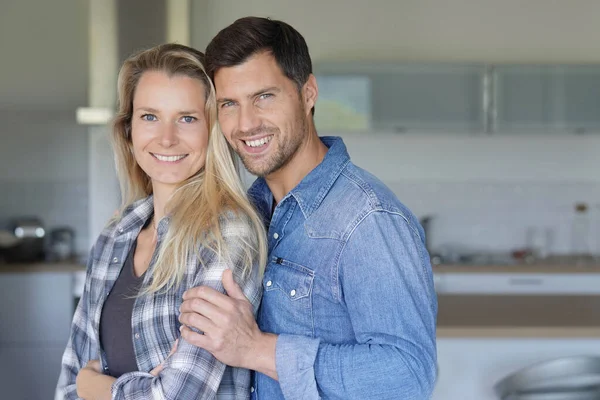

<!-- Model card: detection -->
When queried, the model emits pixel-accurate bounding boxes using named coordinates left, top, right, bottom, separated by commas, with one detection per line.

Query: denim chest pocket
left=263, top=257, right=314, bottom=307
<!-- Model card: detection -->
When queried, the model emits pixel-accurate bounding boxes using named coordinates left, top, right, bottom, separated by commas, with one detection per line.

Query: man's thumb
left=222, top=269, right=246, bottom=300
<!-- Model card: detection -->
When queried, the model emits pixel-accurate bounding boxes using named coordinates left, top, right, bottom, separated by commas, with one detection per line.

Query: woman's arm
left=56, top=252, right=98, bottom=400
left=75, top=343, right=178, bottom=400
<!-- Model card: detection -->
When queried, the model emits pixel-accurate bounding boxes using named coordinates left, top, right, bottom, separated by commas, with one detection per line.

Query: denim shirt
left=248, top=137, right=438, bottom=400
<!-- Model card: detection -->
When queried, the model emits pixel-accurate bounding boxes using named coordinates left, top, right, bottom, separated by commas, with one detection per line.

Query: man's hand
left=179, top=269, right=278, bottom=379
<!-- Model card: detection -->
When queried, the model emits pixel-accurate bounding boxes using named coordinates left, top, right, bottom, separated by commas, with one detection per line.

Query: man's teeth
left=245, top=137, right=272, bottom=148
left=153, top=154, right=186, bottom=162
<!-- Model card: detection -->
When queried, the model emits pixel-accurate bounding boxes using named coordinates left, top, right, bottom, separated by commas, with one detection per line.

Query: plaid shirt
left=55, top=196, right=262, bottom=400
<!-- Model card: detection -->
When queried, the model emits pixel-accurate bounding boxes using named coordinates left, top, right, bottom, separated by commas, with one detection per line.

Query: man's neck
left=265, top=133, right=328, bottom=204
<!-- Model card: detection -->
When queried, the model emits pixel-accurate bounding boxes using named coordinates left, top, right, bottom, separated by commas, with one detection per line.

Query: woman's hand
left=76, top=360, right=114, bottom=400
left=150, top=339, right=179, bottom=376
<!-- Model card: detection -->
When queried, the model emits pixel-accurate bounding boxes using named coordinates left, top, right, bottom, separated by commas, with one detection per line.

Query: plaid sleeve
left=111, top=216, right=262, bottom=400
left=55, top=254, right=97, bottom=400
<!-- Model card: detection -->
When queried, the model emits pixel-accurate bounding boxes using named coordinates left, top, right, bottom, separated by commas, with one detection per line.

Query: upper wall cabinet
left=313, top=62, right=600, bottom=134
left=314, top=62, right=486, bottom=134
left=494, top=65, right=600, bottom=134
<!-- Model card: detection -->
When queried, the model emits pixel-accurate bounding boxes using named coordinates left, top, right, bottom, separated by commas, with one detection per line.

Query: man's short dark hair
left=205, top=16, right=312, bottom=91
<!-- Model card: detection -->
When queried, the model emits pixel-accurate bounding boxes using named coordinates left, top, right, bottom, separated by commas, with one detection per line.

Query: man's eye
left=141, top=114, right=157, bottom=121
left=181, top=116, right=197, bottom=123
left=259, top=93, right=273, bottom=100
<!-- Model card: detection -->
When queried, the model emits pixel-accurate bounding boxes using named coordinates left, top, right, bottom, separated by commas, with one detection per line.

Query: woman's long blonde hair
left=112, top=43, right=267, bottom=294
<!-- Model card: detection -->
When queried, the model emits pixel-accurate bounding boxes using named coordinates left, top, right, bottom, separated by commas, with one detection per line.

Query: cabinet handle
left=508, top=277, right=544, bottom=286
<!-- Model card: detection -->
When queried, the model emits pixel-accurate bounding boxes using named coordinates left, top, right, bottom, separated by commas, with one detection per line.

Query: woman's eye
left=181, top=116, right=197, bottom=123
left=220, top=101, right=234, bottom=109
left=141, top=114, right=157, bottom=121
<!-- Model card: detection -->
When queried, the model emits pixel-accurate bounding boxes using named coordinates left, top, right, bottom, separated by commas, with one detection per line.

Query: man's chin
left=242, top=159, right=272, bottom=178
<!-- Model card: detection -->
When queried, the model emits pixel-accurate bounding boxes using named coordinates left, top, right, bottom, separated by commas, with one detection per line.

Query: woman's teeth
left=245, top=136, right=272, bottom=148
left=153, top=154, right=186, bottom=162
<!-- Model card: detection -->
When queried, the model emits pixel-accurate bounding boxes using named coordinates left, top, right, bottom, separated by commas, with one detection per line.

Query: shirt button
left=112, top=257, right=119, bottom=263
left=266, top=280, right=272, bottom=287
left=273, top=232, right=279, bottom=239
left=118, top=227, right=123, bottom=233
left=134, top=333, right=140, bottom=339
left=250, top=387, right=255, bottom=393
left=290, top=289, right=296, bottom=297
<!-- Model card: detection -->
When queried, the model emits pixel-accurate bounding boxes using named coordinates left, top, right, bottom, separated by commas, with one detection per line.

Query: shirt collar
left=248, top=136, right=350, bottom=219
left=116, top=195, right=155, bottom=234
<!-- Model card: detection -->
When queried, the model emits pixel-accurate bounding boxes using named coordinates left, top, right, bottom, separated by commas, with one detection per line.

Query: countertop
left=0, top=261, right=85, bottom=273
left=437, top=294, right=600, bottom=338
left=433, top=263, right=600, bottom=274
left=3, top=261, right=600, bottom=338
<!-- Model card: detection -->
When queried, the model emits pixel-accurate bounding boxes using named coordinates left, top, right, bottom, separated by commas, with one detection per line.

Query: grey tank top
left=99, top=240, right=146, bottom=378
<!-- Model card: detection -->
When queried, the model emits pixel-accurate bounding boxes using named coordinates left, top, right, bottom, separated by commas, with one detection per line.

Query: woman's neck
left=151, top=184, right=175, bottom=223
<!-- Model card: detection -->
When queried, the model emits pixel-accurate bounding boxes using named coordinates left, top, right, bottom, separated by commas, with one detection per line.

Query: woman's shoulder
left=217, top=208, right=256, bottom=238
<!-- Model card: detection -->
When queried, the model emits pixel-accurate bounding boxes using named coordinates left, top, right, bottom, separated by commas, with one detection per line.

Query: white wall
left=0, top=0, right=88, bottom=109
left=191, top=0, right=600, bottom=63
left=0, top=1, right=90, bottom=253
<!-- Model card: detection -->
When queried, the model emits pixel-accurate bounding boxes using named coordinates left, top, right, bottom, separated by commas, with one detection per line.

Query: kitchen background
left=2, top=0, right=600, bottom=399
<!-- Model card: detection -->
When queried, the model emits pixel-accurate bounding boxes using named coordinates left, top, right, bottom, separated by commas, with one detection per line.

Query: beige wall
left=0, top=0, right=88, bottom=109
left=192, top=0, right=600, bottom=64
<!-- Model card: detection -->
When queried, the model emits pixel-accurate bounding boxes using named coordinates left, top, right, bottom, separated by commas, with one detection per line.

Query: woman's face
left=131, top=71, right=209, bottom=195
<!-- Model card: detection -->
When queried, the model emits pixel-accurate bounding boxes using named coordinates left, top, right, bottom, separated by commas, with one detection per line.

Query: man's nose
left=238, top=105, right=261, bottom=134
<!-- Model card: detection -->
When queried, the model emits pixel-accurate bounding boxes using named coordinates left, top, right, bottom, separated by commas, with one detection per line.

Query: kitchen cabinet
left=0, top=271, right=74, bottom=399
left=0, top=345, right=66, bottom=399
left=494, top=65, right=600, bottom=134
left=314, top=62, right=486, bottom=133
left=435, top=272, right=600, bottom=295
left=314, top=61, right=600, bottom=135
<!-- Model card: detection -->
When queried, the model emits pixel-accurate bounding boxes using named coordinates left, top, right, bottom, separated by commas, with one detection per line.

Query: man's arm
left=180, top=210, right=438, bottom=400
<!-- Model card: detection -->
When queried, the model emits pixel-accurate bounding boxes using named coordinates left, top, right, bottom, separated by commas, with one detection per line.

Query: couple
left=56, top=16, right=437, bottom=400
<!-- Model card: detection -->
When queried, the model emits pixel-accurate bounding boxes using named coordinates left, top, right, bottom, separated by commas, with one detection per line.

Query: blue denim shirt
left=248, top=136, right=437, bottom=400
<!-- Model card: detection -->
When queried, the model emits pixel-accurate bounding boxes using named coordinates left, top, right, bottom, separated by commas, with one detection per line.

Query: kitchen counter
left=0, top=261, right=85, bottom=273
left=434, top=263, right=600, bottom=274
left=437, top=294, right=600, bottom=338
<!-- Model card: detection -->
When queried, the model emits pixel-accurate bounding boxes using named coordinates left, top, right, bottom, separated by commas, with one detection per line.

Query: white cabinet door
left=435, top=273, right=600, bottom=295
left=314, top=62, right=486, bottom=133
left=495, top=65, right=600, bottom=134
left=432, top=338, right=600, bottom=400
left=0, top=272, right=72, bottom=343
left=0, top=345, right=66, bottom=400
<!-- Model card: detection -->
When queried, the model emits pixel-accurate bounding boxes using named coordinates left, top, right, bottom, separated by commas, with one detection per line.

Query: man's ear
left=302, top=74, right=318, bottom=116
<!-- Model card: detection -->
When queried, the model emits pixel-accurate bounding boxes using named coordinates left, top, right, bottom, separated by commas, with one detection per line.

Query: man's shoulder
left=333, top=161, right=413, bottom=216
left=308, top=161, right=420, bottom=240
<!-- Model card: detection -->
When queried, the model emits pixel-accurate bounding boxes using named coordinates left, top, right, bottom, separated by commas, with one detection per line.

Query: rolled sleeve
left=276, top=334, right=321, bottom=400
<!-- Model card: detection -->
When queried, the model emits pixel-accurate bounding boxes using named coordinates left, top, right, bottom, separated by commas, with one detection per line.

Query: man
left=179, top=17, right=437, bottom=400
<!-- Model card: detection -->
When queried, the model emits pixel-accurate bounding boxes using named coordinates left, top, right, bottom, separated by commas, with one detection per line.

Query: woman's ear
left=302, top=74, right=318, bottom=116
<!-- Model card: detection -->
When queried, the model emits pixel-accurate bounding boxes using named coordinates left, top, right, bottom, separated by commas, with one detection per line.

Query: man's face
left=214, top=52, right=311, bottom=177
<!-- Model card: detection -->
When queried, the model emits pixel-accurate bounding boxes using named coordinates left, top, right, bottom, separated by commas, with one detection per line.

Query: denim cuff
left=276, top=334, right=321, bottom=400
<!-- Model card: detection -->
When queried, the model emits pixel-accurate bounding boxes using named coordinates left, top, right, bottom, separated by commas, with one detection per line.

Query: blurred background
left=2, top=0, right=600, bottom=399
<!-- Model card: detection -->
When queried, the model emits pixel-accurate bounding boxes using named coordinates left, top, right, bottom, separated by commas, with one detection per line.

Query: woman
left=55, top=43, right=267, bottom=399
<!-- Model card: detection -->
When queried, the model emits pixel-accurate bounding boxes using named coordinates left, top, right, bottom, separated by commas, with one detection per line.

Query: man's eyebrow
left=216, top=86, right=281, bottom=104
left=249, top=86, right=280, bottom=98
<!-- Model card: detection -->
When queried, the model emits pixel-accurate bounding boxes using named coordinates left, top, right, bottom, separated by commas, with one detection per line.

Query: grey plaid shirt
left=55, top=196, right=262, bottom=400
